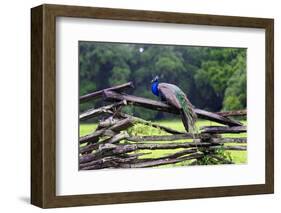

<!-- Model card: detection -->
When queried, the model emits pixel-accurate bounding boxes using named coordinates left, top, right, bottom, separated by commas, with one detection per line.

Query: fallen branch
left=80, top=82, right=134, bottom=102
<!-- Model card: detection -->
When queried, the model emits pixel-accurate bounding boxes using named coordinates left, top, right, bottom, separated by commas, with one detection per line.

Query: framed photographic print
left=31, top=4, right=274, bottom=208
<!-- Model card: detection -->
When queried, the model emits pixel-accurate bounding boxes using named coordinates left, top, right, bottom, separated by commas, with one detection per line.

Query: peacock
left=151, top=76, right=197, bottom=133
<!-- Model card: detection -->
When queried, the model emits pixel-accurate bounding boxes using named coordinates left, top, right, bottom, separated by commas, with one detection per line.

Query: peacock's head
left=151, top=75, right=159, bottom=83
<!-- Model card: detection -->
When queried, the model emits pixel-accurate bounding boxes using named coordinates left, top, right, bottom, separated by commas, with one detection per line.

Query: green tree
left=79, top=42, right=247, bottom=120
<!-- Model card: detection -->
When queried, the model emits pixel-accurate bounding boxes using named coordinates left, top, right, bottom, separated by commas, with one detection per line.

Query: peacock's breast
left=151, top=83, right=159, bottom=96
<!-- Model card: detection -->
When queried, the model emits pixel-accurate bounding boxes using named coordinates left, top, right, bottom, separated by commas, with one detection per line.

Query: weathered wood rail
left=80, top=82, right=134, bottom=103
left=103, top=90, right=243, bottom=126
left=216, top=109, right=247, bottom=117
left=79, top=82, right=247, bottom=170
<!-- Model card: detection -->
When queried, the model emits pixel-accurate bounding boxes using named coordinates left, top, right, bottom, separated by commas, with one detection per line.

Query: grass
left=80, top=123, right=98, bottom=137
left=80, top=119, right=247, bottom=167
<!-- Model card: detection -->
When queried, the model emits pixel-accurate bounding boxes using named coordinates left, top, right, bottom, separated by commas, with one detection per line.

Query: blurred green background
left=79, top=42, right=246, bottom=120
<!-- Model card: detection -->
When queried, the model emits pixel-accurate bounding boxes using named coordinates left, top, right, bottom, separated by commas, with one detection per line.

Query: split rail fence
left=79, top=82, right=247, bottom=170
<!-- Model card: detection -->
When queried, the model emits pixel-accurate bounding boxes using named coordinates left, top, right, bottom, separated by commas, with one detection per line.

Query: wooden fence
left=79, top=82, right=247, bottom=170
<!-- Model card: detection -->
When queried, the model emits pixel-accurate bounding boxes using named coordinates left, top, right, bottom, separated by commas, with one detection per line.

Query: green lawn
left=80, top=119, right=247, bottom=166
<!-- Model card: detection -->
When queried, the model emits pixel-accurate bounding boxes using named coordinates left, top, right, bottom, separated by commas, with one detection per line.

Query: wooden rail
left=78, top=82, right=247, bottom=170
left=103, top=91, right=242, bottom=126
left=80, top=82, right=134, bottom=103
left=216, top=110, right=247, bottom=117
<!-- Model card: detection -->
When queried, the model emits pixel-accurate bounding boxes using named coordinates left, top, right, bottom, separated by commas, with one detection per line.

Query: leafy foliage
left=196, top=146, right=233, bottom=165
left=79, top=42, right=246, bottom=119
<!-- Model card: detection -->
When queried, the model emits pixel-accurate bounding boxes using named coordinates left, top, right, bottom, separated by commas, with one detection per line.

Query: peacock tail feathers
left=155, top=82, right=197, bottom=134
left=175, top=90, right=197, bottom=134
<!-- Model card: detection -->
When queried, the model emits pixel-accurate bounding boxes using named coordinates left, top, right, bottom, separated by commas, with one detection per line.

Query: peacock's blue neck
left=151, top=81, right=159, bottom=96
